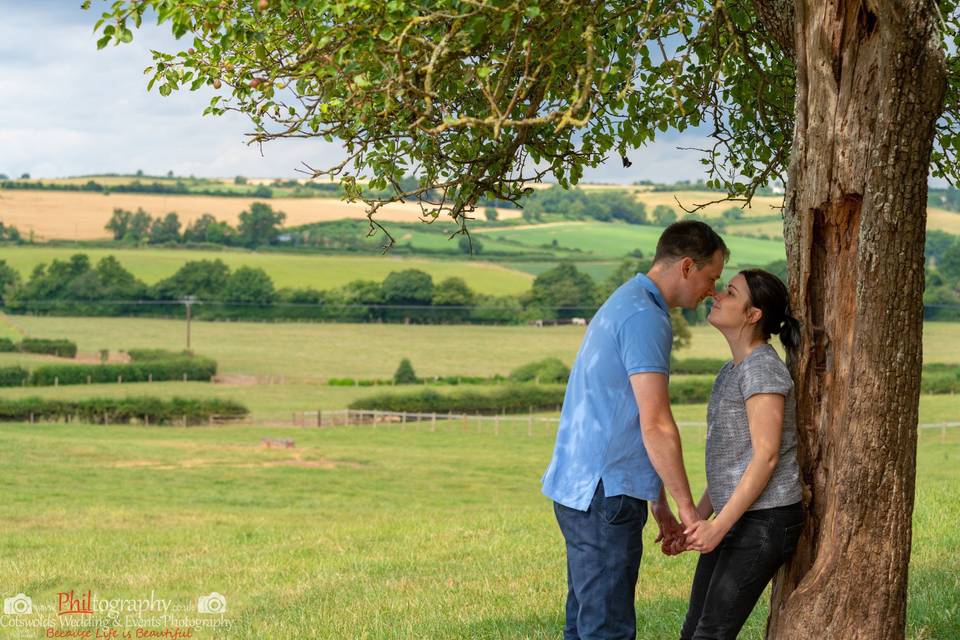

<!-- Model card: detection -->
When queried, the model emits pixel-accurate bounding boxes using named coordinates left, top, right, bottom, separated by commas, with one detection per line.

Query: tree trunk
left=766, top=2, right=946, bottom=639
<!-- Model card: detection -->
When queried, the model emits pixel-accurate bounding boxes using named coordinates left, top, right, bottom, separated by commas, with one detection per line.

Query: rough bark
left=761, top=1, right=947, bottom=639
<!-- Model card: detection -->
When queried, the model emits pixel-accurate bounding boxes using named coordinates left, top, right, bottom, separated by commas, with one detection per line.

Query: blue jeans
left=554, top=480, right=648, bottom=640
left=680, top=502, right=803, bottom=640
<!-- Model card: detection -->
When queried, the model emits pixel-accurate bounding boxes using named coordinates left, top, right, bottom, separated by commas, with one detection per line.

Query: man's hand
left=684, top=519, right=727, bottom=554
left=651, top=500, right=685, bottom=556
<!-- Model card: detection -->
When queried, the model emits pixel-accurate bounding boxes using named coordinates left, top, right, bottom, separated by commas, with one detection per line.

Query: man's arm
left=630, top=372, right=700, bottom=527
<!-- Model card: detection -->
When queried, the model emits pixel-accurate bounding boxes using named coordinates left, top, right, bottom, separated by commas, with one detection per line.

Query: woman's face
left=708, top=273, right=756, bottom=331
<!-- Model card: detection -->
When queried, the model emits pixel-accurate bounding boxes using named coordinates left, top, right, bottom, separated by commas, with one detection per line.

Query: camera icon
left=196, top=592, right=226, bottom=614
left=3, top=593, right=33, bottom=615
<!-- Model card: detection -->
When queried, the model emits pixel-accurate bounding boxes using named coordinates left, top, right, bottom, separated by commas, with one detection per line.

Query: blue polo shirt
left=541, top=273, right=672, bottom=511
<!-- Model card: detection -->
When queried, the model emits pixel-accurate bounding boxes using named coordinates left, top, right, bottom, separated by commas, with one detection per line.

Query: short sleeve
left=618, top=310, right=671, bottom=375
left=740, top=353, right=793, bottom=399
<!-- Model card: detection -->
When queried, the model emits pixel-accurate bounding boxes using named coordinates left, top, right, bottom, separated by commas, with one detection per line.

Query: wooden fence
left=290, top=410, right=960, bottom=441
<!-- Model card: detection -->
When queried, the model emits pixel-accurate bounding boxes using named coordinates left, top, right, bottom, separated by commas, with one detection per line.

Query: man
left=541, top=220, right=728, bottom=640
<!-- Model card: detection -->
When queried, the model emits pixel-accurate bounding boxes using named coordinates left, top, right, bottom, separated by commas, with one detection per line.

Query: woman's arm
left=684, top=392, right=785, bottom=553
left=695, top=489, right=714, bottom=521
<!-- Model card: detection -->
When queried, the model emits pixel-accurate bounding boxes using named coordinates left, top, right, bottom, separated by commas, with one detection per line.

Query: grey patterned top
left=705, top=343, right=802, bottom=514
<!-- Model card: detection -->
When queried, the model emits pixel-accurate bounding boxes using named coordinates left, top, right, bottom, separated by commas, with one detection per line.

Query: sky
left=0, top=1, right=717, bottom=183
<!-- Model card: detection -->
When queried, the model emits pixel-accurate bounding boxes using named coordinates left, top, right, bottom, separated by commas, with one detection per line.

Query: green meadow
left=479, top=221, right=787, bottom=265
left=0, top=421, right=955, bottom=639
left=0, top=246, right=534, bottom=296
left=0, top=316, right=957, bottom=426
left=0, top=312, right=956, bottom=639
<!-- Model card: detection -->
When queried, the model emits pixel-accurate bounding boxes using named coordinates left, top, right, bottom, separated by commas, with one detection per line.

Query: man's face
left=679, top=250, right=725, bottom=309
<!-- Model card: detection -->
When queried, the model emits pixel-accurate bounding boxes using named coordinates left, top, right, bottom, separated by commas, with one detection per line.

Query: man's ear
left=680, top=257, right=694, bottom=279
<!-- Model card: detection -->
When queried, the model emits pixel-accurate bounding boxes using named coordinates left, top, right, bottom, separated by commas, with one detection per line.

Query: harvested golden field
left=0, top=188, right=522, bottom=241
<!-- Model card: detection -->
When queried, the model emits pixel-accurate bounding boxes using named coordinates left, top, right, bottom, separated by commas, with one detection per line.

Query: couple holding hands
left=542, top=221, right=803, bottom=640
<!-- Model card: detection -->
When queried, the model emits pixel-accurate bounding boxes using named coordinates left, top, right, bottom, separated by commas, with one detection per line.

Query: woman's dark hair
left=653, top=220, right=729, bottom=267
left=740, top=269, right=801, bottom=350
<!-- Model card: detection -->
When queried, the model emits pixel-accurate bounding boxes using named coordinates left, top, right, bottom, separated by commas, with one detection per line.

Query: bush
left=920, top=372, right=960, bottom=395
left=350, top=378, right=715, bottom=414
left=29, top=357, right=217, bottom=386
left=0, top=338, right=16, bottom=352
left=350, top=384, right=567, bottom=414
left=20, top=338, right=77, bottom=358
left=671, top=357, right=727, bottom=375
left=394, top=358, right=418, bottom=384
left=328, top=377, right=358, bottom=386
left=668, top=378, right=714, bottom=404
left=0, top=366, right=28, bottom=387
left=127, top=348, right=192, bottom=361
left=509, top=357, right=571, bottom=384
left=0, top=396, right=247, bottom=425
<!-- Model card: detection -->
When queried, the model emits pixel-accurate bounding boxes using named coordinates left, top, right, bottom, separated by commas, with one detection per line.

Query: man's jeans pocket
left=602, top=494, right=644, bottom=526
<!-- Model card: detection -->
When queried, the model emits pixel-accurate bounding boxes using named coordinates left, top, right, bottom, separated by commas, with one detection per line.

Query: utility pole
left=182, top=295, right=196, bottom=350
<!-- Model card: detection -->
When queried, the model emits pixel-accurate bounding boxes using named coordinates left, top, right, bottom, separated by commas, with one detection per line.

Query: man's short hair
left=652, top=220, right=729, bottom=267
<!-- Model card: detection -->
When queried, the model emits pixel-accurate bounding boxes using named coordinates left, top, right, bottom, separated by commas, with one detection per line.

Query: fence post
left=318, top=410, right=323, bottom=428
left=54, top=376, right=59, bottom=387
left=494, top=413, right=500, bottom=436
left=183, top=373, right=188, bottom=382
left=148, top=373, right=153, bottom=383
left=476, top=413, right=481, bottom=434
left=118, top=375, right=122, bottom=384
left=87, top=375, right=91, bottom=385
left=431, top=412, right=437, bottom=432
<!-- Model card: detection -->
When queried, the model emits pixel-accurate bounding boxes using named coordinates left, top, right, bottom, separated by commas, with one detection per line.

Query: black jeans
left=554, top=480, right=648, bottom=640
left=680, top=502, right=803, bottom=640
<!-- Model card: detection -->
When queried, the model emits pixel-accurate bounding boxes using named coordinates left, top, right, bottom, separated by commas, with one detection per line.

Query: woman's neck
left=722, top=329, right=767, bottom=365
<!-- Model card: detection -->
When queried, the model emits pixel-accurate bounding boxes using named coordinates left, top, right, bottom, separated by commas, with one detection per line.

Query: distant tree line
left=0, top=178, right=276, bottom=198
left=0, top=251, right=692, bottom=335
left=104, top=202, right=286, bottom=248
left=925, top=230, right=960, bottom=320
left=0, top=220, right=26, bottom=243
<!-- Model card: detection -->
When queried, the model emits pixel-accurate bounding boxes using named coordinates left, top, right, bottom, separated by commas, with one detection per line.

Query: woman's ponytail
left=740, top=269, right=801, bottom=353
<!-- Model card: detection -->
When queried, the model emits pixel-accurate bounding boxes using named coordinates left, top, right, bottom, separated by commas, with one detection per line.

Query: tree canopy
left=66, top=2, right=900, bottom=238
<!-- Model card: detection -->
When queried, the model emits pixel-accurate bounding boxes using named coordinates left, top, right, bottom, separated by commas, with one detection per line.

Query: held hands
left=651, top=500, right=686, bottom=556
left=682, top=519, right=726, bottom=554
left=652, top=501, right=727, bottom=555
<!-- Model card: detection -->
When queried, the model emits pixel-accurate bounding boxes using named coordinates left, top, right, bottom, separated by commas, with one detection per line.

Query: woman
left=679, top=269, right=804, bottom=640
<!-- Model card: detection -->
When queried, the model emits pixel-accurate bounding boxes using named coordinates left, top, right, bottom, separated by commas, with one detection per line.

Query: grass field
left=0, top=246, right=534, bottom=295
left=0, top=188, right=522, bottom=241
left=481, top=221, right=787, bottom=265
left=0, top=421, right=955, bottom=639
left=1, top=316, right=957, bottom=425
left=4, top=316, right=958, bottom=377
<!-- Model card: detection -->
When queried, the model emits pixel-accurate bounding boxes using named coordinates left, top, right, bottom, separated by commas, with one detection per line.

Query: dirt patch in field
left=73, top=351, right=132, bottom=365
left=212, top=374, right=260, bottom=386
left=112, top=452, right=361, bottom=470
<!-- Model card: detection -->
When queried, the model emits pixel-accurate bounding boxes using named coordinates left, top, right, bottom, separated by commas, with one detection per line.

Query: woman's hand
left=683, top=519, right=727, bottom=554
